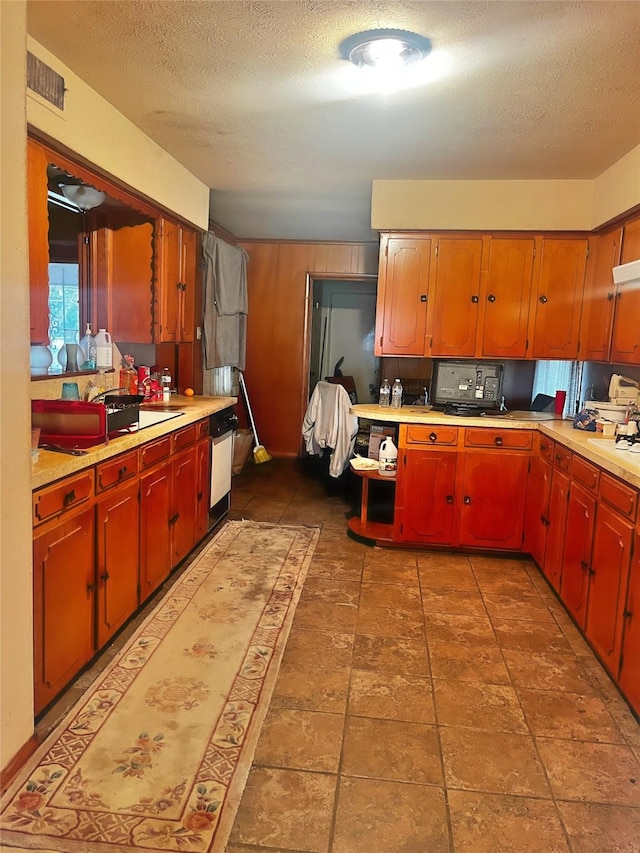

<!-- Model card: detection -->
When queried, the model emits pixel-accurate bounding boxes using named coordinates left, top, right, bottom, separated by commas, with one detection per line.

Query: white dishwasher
left=209, top=407, right=238, bottom=529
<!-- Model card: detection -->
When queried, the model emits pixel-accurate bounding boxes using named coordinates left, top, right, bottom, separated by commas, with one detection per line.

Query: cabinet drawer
left=571, top=455, right=599, bottom=493
left=553, top=445, right=572, bottom=473
left=539, top=436, right=554, bottom=463
left=405, top=425, right=458, bottom=447
left=196, top=418, right=209, bottom=441
left=96, top=449, right=139, bottom=493
left=173, top=424, right=197, bottom=452
left=599, top=472, right=638, bottom=520
left=464, top=428, right=533, bottom=451
left=140, top=436, right=172, bottom=469
left=33, top=469, right=94, bottom=526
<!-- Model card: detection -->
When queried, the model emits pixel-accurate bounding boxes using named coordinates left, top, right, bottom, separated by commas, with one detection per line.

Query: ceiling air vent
left=27, top=52, right=65, bottom=110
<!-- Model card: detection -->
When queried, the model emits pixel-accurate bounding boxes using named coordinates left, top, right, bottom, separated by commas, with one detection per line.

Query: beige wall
left=1, top=0, right=35, bottom=769
left=371, top=144, right=640, bottom=232
left=27, top=38, right=210, bottom=230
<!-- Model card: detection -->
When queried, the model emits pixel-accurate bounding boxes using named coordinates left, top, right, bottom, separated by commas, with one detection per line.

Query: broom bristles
left=253, top=444, right=271, bottom=464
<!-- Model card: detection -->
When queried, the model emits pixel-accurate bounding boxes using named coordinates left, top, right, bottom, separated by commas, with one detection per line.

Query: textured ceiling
left=27, top=0, right=640, bottom=241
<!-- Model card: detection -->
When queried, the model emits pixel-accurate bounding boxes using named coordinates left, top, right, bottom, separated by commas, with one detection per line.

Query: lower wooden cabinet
left=560, top=481, right=596, bottom=628
left=523, top=451, right=552, bottom=567
left=619, top=527, right=640, bottom=711
left=33, top=505, right=96, bottom=714
left=33, top=417, right=213, bottom=714
left=396, top=447, right=457, bottom=544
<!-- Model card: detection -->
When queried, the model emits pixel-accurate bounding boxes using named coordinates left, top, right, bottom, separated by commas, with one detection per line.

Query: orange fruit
left=184, top=387, right=195, bottom=397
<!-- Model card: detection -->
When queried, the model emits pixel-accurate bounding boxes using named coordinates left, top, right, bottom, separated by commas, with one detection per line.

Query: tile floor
left=35, top=458, right=640, bottom=852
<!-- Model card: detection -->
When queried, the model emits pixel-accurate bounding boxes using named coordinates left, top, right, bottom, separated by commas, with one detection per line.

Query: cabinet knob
left=420, top=294, right=427, bottom=302
left=119, top=465, right=128, bottom=479
left=623, top=609, right=633, bottom=619
left=429, top=432, right=437, bottom=442
left=607, top=292, right=615, bottom=301
left=101, top=571, right=110, bottom=583
left=471, top=295, right=479, bottom=303
left=463, top=495, right=471, bottom=505
left=487, top=294, right=496, bottom=303
left=87, top=582, right=94, bottom=594
left=63, top=489, right=76, bottom=508
left=494, top=436, right=503, bottom=446
left=539, top=294, right=548, bottom=304
left=446, top=495, right=454, bottom=504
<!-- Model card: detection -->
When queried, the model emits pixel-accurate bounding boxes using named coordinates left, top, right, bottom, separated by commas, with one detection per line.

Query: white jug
left=378, top=437, right=398, bottom=476
left=94, top=328, right=112, bottom=369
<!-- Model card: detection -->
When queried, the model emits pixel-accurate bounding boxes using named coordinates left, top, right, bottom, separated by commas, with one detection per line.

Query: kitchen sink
left=586, top=437, right=640, bottom=465
left=137, top=409, right=185, bottom=430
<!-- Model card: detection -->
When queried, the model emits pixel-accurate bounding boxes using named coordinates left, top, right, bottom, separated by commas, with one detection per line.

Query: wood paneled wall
left=238, top=241, right=379, bottom=457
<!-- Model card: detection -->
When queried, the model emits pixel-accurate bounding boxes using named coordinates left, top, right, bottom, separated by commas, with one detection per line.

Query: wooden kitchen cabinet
left=542, top=465, right=570, bottom=594
left=429, top=237, right=484, bottom=358
left=33, top=504, right=95, bottom=715
left=95, top=478, right=140, bottom=649
left=139, top=444, right=173, bottom=603
left=619, top=526, right=640, bottom=714
left=610, top=215, right=640, bottom=364
left=523, top=436, right=553, bottom=567
left=560, top=456, right=599, bottom=628
left=582, top=472, right=637, bottom=678
left=195, top=423, right=211, bottom=543
left=156, top=218, right=197, bottom=343
left=578, top=226, right=622, bottom=362
left=171, top=445, right=198, bottom=565
left=458, top=440, right=530, bottom=551
left=529, top=237, right=589, bottom=359
left=375, top=235, right=431, bottom=356
left=481, top=237, right=535, bottom=359
left=27, top=138, right=51, bottom=345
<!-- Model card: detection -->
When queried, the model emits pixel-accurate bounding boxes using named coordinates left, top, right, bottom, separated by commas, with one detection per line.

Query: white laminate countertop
left=32, top=395, right=237, bottom=491
left=351, top=404, right=640, bottom=490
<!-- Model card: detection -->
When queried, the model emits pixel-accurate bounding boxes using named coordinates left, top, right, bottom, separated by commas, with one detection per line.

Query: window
left=531, top=360, right=583, bottom=416
left=48, top=262, right=80, bottom=367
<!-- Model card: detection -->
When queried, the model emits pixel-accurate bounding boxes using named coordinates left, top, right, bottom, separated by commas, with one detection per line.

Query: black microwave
left=430, top=361, right=504, bottom=415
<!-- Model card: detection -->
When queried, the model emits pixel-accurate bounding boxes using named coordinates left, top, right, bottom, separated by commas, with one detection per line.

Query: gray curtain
left=202, top=233, right=249, bottom=394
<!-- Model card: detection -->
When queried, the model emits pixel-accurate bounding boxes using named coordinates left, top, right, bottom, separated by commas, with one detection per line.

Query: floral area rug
left=1, top=521, right=319, bottom=853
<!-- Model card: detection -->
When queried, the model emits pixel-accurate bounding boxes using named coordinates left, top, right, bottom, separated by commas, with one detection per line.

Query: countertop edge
left=32, top=396, right=237, bottom=491
left=351, top=404, right=640, bottom=490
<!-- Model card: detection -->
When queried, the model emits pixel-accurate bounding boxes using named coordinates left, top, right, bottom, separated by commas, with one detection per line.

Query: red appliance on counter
left=31, top=396, right=141, bottom=449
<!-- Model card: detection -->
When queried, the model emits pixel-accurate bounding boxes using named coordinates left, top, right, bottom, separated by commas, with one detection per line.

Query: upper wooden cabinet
left=529, top=237, right=589, bottom=359
left=156, top=218, right=197, bottom=343
left=375, top=235, right=431, bottom=356
left=481, top=237, right=535, bottom=359
left=610, top=216, right=640, bottom=364
left=27, top=139, right=51, bottom=345
left=430, top=237, right=483, bottom=358
left=578, top=226, right=622, bottom=362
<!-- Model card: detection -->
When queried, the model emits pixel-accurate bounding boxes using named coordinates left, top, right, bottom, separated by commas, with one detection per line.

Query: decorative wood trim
left=1, top=734, right=39, bottom=795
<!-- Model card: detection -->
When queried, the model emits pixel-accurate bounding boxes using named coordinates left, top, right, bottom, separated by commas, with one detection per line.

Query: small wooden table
left=347, top=466, right=395, bottom=544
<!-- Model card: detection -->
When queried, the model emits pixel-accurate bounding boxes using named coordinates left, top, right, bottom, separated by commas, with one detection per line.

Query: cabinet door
left=430, top=238, right=483, bottom=357
left=530, top=238, right=588, bottom=359
left=33, top=507, right=95, bottom=714
left=585, top=503, right=634, bottom=676
left=578, top=229, right=621, bottom=362
left=109, top=220, right=155, bottom=343
left=375, top=236, right=431, bottom=356
left=610, top=218, right=640, bottom=364
left=172, top=445, right=198, bottom=565
left=28, top=138, right=51, bottom=345
left=397, top=449, right=457, bottom=544
left=481, top=237, right=535, bottom=358
left=178, top=227, right=197, bottom=342
left=560, top=482, right=596, bottom=628
left=157, top=218, right=181, bottom=342
left=458, top=451, right=529, bottom=550
left=542, top=468, right=570, bottom=593
left=619, top=528, right=640, bottom=715
left=139, top=459, right=173, bottom=603
left=523, top=454, right=552, bottom=568
left=195, top=438, right=211, bottom=543
left=96, top=480, right=140, bottom=648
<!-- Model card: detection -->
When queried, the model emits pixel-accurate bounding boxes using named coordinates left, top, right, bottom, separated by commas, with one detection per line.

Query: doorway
left=309, top=278, right=379, bottom=404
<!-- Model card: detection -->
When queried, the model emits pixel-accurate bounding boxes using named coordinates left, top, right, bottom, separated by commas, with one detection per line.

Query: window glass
left=48, top=262, right=80, bottom=366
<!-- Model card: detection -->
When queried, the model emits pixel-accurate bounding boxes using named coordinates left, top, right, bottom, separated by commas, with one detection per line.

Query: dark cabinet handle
left=446, top=495, right=454, bottom=504
left=197, top=491, right=203, bottom=501
left=494, top=436, right=503, bottom=446
left=420, top=294, right=427, bottom=302
left=580, top=560, right=588, bottom=572
left=87, top=582, right=94, bottom=594
left=588, top=567, right=596, bottom=577
left=471, top=295, right=479, bottom=303
left=623, top=609, right=633, bottom=619
left=118, top=465, right=128, bottom=479
left=63, top=489, right=76, bottom=507
left=101, top=571, right=110, bottom=583
left=463, top=496, right=471, bottom=505
left=487, top=294, right=496, bottom=303
left=429, top=432, right=437, bottom=443
left=540, top=514, right=549, bottom=527
left=539, top=294, right=548, bottom=304
left=169, top=512, right=179, bottom=525
left=607, top=292, right=615, bottom=301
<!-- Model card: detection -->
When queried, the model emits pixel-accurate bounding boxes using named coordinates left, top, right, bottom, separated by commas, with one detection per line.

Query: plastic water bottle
left=161, top=367, right=172, bottom=402
left=378, top=437, right=398, bottom=476
left=379, top=378, right=391, bottom=407
left=94, top=328, right=112, bottom=369
left=391, top=378, right=403, bottom=408
left=79, top=323, right=97, bottom=369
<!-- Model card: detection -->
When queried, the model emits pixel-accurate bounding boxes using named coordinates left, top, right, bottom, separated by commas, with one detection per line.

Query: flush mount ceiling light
left=59, top=184, right=106, bottom=211
left=339, top=28, right=432, bottom=72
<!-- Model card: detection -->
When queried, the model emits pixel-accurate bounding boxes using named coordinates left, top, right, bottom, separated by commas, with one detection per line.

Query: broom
left=238, top=372, right=271, bottom=464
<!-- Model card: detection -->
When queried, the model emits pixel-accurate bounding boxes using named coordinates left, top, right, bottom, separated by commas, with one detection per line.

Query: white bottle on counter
left=379, top=378, right=391, bottom=407
left=161, top=367, right=172, bottom=402
left=391, top=378, right=403, bottom=408
left=94, top=328, right=113, bottom=369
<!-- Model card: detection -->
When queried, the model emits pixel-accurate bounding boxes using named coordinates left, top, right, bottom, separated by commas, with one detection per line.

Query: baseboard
left=1, top=734, right=38, bottom=795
